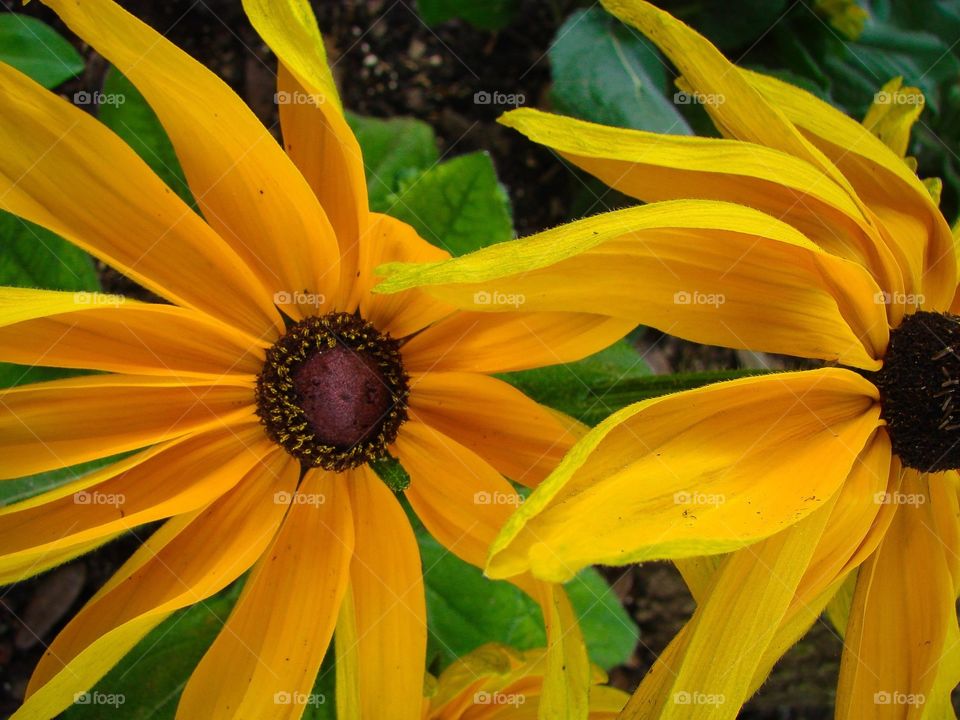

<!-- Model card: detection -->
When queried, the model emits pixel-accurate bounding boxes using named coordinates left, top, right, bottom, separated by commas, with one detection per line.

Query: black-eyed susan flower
left=422, top=643, right=628, bottom=718
left=0, top=1, right=632, bottom=717
left=377, top=1, right=960, bottom=716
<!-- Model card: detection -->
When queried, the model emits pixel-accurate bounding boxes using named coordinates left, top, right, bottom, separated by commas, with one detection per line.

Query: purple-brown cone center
left=292, top=345, right=392, bottom=447
left=255, top=313, right=409, bottom=471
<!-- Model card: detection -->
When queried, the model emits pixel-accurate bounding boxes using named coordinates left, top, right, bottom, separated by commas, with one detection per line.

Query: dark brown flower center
left=874, top=310, right=960, bottom=472
left=255, top=313, right=408, bottom=471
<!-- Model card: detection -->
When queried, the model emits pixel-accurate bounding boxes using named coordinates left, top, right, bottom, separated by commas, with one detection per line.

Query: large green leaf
left=0, top=14, right=84, bottom=88
left=97, top=67, right=194, bottom=206
left=346, top=113, right=439, bottom=212
left=550, top=7, right=691, bottom=134
left=416, top=0, right=519, bottom=30
left=384, top=151, right=514, bottom=256
left=419, top=523, right=639, bottom=671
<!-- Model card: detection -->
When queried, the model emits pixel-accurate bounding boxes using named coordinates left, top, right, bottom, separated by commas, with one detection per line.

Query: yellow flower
left=422, top=643, right=628, bottom=718
left=378, top=0, right=960, bottom=716
left=0, top=1, right=630, bottom=717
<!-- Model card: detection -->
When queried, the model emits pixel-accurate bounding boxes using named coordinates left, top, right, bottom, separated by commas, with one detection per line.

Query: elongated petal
left=0, top=375, right=255, bottom=479
left=408, top=372, right=582, bottom=486
left=17, top=450, right=296, bottom=720
left=0, top=62, right=280, bottom=339
left=487, top=368, right=880, bottom=582
left=0, top=291, right=265, bottom=379
left=743, top=69, right=956, bottom=313
left=178, top=470, right=353, bottom=720
left=340, top=464, right=425, bottom=720
left=622, top=501, right=834, bottom=719
left=836, top=472, right=960, bottom=719
left=0, top=425, right=272, bottom=584
left=500, top=108, right=896, bottom=281
left=361, top=212, right=452, bottom=338
left=241, top=0, right=368, bottom=295
left=42, top=0, right=342, bottom=317
left=401, top=310, right=633, bottom=374
left=378, top=201, right=888, bottom=369
left=862, top=78, right=924, bottom=158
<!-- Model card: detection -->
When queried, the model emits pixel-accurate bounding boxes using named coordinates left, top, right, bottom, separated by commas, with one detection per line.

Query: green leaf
left=97, top=67, right=194, bottom=206
left=385, top=152, right=514, bottom=256
left=0, top=14, right=84, bottom=88
left=549, top=7, right=691, bottom=134
left=502, top=341, right=772, bottom=426
left=417, top=0, right=519, bottom=30
left=419, top=524, right=638, bottom=671
left=663, top=0, right=789, bottom=49
left=346, top=113, right=439, bottom=212
left=62, top=582, right=244, bottom=720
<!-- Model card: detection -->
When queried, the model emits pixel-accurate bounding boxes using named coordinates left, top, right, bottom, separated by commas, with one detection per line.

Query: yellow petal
left=177, top=470, right=353, bottom=719
left=500, top=108, right=894, bottom=279
left=0, top=425, right=272, bottom=584
left=340, top=464, right=425, bottom=720
left=743, top=69, right=956, bottom=314
left=0, top=375, right=256, bottom=479
left=0, top=291, right=265, bottom=379
left=360, top=212, right=452, bottom=338
left=621, top=500, right=834, bottom=719
left=17, top=450, right=296, bottom=720
left=241, top=0, right=368, bottom=295
left=42, top=0, right=342, bottom=318
left=862, top=78, right=925, bottom=158
left=335, top=583, right=361, bottom=720
left=487, top=368, right=880, bottom=582
left=402, top=309, right=633, bottom=374
left=836, top=471, right=960, bottom=719
left=532, top=582, right=591, bottom=720
left=0, top=64, right=281, bottom=339
left=408, top=372, right=582, bottom=486
left=378, top=200, right=889, bottom=369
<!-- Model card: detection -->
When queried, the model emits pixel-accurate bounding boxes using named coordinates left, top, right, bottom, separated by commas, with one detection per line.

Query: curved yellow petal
left=622, top=500, right=834, bottom=720
left=487, top=368, right=881, bottom=583
left=341, top=464, right=425, bottom=720
left=42, top=0, right=342, bottom=318
left=408, top=372, right=583, bottom=486
left=177, top=470, right=353, bottom=720
left=0, top=375, right=256, bottom=479
left=0, top=63, right=281, bottom=340
left=360, top=212, right=453, bottom=338
left=743, top=69, right=956, bottom=314
left=241, top=0, right=368, bottom=297
left=0, top=291, right=266, bottom=379
left=17, top=450, right=296, bottom=720
left=862, top=78, right=925, bottom=158
left=836, top=472, right=960, bottom=719
left=379, top=200, right=889, bottom=370
left=402, top=310, right=633, bottom=374
left=500, top=107, right=897, bottom=282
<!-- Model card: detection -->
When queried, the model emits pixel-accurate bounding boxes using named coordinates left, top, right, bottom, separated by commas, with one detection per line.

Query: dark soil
left=0, top=1, right=859, bottom=718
